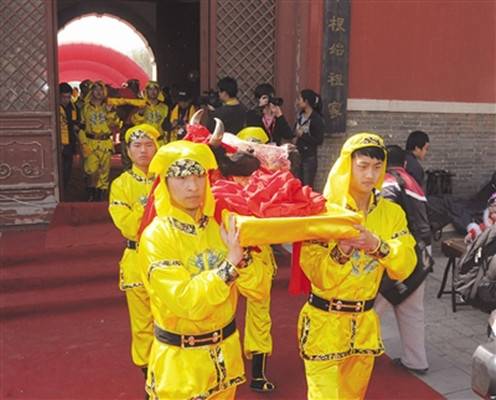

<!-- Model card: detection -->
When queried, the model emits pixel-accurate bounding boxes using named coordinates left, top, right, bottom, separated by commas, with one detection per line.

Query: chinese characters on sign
left=320, top=0, right=350, bottom=133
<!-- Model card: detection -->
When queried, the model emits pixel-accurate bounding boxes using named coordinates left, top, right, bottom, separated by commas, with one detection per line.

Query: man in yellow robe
left=233, top=126, right=276, bottom=392
left=79, top=81, right=120, bottom=201
left=132, top=81, right=169, bottom=146
left=139, top=140, right=271, bottom=399
left=109, top=124, right=160, bottom=380
left=298, top=133, right=417, bottom=400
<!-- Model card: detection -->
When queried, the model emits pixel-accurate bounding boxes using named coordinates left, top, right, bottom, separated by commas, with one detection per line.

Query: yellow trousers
left=125, top=286, right=154, bottom=367
left=304, top=356, right=375, bottom=400
left=244, top=249, right=275, bottom=357
left=83, top=138, right=113, bottom=189
left=244, top=295, right=272, bottom=356
left=209, top=387, right=236, bottom=400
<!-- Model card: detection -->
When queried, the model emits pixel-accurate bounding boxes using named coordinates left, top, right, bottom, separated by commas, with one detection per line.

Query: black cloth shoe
left=141, top=367, right=149, bottom=400
left=86, top=187, right=96, bottom=202
left=250, top=353, right=275, bottom=392
left=392, top=358, right=428, bottom=375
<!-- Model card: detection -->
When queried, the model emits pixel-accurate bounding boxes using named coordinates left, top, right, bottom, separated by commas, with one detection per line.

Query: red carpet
left=0, top=203, right=444, bottom=399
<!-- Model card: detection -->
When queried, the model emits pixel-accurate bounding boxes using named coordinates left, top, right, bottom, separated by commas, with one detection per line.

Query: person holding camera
left=208, top=77, right=247, bottom=134
left=293, top=89, right=325, bottom=188
left=245, top=83, right=293, bottom=146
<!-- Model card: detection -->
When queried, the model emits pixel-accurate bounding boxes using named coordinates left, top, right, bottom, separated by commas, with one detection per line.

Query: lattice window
left=216, top=0, right=276, bottom=107
left=0, top=0, right=49, bottom=112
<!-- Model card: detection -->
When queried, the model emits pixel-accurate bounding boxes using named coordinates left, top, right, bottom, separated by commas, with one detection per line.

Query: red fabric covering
left=183, top=124, right=237, bottom=153
left=212, top=170, right=325, bottom=219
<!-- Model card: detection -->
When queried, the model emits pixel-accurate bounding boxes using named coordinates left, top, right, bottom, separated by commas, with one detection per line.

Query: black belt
left=86, top=133, right=111, bottom=140
left=126, top=240, right=137, bottom=250
left=154, top=319, right=236, bottom=348
left=309, top=293, right=375, bottom=313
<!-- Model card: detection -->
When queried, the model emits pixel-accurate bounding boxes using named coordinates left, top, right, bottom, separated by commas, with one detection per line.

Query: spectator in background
left=168, top=89, right=196, bottom=141
left=76, top=79, right=92, bottom=115
left=245, top=83, right=293, bottom=145
left=79, top=81, right=121, bottom=201
left=132, top=81, right=169, bottom=146
left=208, top=76, right=246, bottom=134
left=293, top=89, right=324, bottom=188
left=59, top=83, right=79, bottom=193
left=465, top=192, right=496, bottom=243
left=126, top=78, right=141, bottom=98
left=377, top=144, right=432, bottom=376
left=405, top=130, right=430, bottom=188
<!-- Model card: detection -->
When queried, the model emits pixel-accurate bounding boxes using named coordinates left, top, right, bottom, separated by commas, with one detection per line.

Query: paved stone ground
left=379, top=232, right=490, bottom=399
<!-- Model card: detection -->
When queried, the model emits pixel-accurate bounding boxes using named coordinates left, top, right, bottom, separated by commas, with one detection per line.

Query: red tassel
left=288, top=242, right=311, bottom=295
left=138, top=176, right=160, bottom=238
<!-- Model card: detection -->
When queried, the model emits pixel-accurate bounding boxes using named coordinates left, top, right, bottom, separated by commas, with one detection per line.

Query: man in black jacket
left=208, top=77, right=246, bottom=134
left=376, top=144, right=431, bottom=375
left=405, top=130, right=430, bottom=189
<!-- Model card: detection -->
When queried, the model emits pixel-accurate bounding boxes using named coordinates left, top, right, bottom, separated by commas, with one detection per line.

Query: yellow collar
left=224, top=98, right=239, bottom=106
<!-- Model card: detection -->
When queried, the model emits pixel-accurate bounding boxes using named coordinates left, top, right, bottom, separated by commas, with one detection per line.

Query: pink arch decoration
left=58, top=43, right=150, bottom=87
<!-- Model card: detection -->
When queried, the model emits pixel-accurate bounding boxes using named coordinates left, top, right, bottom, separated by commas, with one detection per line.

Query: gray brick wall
left=314, top=111, right=496, bottom=198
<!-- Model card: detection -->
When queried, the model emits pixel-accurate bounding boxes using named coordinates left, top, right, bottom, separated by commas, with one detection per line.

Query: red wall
left=348, top=0, right=496, bottom=103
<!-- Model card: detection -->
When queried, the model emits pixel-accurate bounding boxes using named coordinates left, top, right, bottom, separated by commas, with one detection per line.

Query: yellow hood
left=144, top=81, right=165, bottom=103
left=237, top=127, right=270, bottom=144
left=85, top=80, right=108, bottom=103
left=323, top=132, right=386, bottom=209
left=149, top=140, right=218, bottom=220
left=124, top=123, right=160, bottom=149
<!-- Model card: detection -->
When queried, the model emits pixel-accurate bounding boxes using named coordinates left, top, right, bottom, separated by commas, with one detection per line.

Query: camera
left=198, top=89, right=222, bottom=109
left=269, top=96, right=284, bottom=107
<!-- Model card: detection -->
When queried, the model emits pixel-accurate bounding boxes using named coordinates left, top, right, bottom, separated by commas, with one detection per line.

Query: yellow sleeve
left=131, top=110, right=145, bottom=125
left=107, top=110, right=121, bottom=128
left=108, top=178, right=143, bottom=240
left=139, top=225, right=236, bottom=321
left=379, top=205, right=417, bottom=281
left=300, top=241, right=353, bottom=291
left=107, top=98, right=147, bottom=107
left=78, top=129, right=88, bottom=145
left=235, top=248, right=271, bottom=301
left=78, top=106, right=89, bottom=145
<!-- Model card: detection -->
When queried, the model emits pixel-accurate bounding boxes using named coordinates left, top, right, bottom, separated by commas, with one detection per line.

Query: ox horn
left=189, top=109, right=204, bottom=125
left=209, top=117, right=224, bottom=147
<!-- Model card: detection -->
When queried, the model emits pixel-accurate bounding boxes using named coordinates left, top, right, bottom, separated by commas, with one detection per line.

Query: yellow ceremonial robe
left=109, top=166, right=155, bottom=367
left=139, top=210, right=271, bottom=399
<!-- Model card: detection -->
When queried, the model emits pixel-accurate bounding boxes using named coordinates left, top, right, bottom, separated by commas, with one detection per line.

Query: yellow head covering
left=323, top=132, right=386, bottom=209
left=85, top=80, right=108, bottom=103
left=149, top=140, right=218, bottom=219
left=144, top=80, right=165, bottom=103
left=237, top=127, right=270, bottom=144
left=124, top=124, right=160, bottom=149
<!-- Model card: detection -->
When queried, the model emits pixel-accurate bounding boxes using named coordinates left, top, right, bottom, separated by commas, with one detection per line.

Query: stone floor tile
left=417, top=366, right=471, bottom=395
left=445, top=388, right=479, bottom=400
